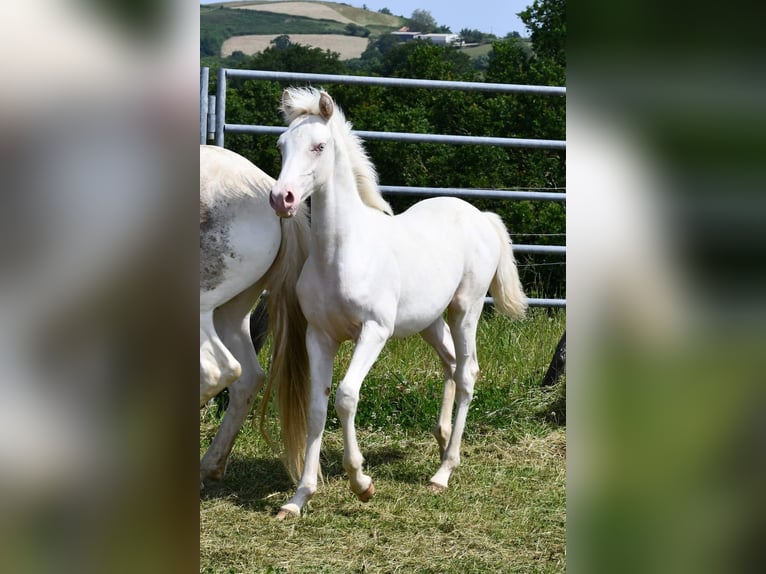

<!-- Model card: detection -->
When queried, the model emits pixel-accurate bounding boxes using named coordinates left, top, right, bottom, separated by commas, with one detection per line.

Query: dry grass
left=221, top=34, right=369, bottom=59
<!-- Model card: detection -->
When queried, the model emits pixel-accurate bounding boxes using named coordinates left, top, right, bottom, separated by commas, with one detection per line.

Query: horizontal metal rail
left=513, top=244, right=566, bottom=255
left=486, top=297, right=566, bottom=308
left=205, top=67, right=567, bottom=308
left=380, top=185, right=565, bottom=202
left=225, top=123, right=564, bottom=150
left=224, top=68, right=566, bottom=95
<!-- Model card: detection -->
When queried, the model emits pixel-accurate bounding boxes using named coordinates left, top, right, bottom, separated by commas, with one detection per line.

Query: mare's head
left=269, top=87, right=392, bottom=218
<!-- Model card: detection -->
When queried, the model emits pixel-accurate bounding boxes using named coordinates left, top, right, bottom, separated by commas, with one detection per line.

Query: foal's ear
left=319, top=92, right=334, bottom=120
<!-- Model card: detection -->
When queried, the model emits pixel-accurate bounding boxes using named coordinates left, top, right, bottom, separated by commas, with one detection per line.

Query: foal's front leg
left=276, top=326, right=338, bottom=520
left=335, top=321, right=389, bottom=501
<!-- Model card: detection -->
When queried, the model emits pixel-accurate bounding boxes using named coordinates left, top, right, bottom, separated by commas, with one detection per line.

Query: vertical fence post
left=199, top=67, right=209, bottom=145
left=207, top=96, right=216, bottom=142
left=215, top=68, right=226, bottom=147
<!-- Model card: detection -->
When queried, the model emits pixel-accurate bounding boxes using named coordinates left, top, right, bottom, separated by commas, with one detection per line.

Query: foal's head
left=269, top=87, right=392, bottom=218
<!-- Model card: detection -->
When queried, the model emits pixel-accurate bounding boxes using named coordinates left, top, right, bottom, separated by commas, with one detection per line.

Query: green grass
left=201, top=6, right=349, bottom=35
left=201, top=308, right=565, bottom=573
left=459, top=44, right=494, bottom=59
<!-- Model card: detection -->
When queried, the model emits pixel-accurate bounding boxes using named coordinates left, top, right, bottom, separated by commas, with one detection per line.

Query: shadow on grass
left=365, top=443, right=435, bottom=486
left=201, top=442, right=424, bottom=512
left=200, top=456, right=293, bottom=513
left=535, top=380, right=567, bottom=426
left=321, top=444, right=417, bottom=484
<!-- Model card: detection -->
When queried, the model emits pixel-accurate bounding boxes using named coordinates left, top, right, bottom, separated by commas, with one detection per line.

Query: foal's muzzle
left=269, top=189, right=296, bottom=218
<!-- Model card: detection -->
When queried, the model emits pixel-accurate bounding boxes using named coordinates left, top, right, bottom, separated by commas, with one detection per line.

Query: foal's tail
left=258, top=204, right=311, bottom=483
left=485, top=212, right=528, bottom=320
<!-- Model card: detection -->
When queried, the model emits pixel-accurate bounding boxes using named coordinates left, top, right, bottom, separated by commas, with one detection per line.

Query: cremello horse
left=200, top=145, right=310, bottom=487
left=269, top=88, right=527, bottom=519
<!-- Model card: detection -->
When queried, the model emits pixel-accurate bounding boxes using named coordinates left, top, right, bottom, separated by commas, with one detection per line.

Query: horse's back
left=200, top=146, right=281, bottom=305
left=387, top=197, right=503, bottom=333
left=394, top=196, right=501, bottom=269
left=200, top=145, right=274, bottom=206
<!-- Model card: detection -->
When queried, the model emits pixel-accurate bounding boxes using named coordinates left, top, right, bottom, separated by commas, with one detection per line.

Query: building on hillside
left=390, top=28, right=421, bottom=42
left=390, top=28, right=463, bottom=46
left=415, top=33, right=462, bottom=46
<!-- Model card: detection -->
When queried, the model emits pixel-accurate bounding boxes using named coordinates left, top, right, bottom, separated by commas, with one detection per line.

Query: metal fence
left=200, top=68, right=566, bottom=308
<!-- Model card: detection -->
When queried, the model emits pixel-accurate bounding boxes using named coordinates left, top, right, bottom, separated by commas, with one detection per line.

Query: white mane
left=281, top=87, right=393, bottom=216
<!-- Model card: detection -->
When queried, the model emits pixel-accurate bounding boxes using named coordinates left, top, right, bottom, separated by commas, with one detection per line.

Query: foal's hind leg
left=420, top=318, right=457, bottom=458
left=201, top=286, right=266, bottom=487
left=429, top=299, right=484, bottom=491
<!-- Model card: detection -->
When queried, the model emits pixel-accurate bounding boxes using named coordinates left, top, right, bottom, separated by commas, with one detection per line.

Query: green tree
left=406, top=9, right=437, bottom=33
left=379, top=41, right=473, bottom=80
left=519, top=0, right=565, bottom=65
left=460, top=28, right=481, bottom=44
left=357, top=33, right=401, bottom=71
left=201, top=33, right=224, bottom=57
left=345, top=23, right=370, bottom=37
left=271, top=34, right=292, bottom=50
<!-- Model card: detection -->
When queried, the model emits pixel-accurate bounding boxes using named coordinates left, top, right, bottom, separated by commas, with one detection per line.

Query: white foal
left=269, top=88, right=527, bottom=519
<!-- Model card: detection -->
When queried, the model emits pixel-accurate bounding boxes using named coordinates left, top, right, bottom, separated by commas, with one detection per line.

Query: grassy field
left=200, top=308, right=566, bottom=573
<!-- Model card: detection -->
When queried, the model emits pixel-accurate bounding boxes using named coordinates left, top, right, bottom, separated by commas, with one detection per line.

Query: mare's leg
left=277, top=325, right=339, bottom=519
left=420, top=318, right=457, bottom=458
left=335, top=322, right=389, bottom=500
left=429, top=299, right=484, bottom=490
left=200, top=309, right=241, bottom=408
left=201, top=286, right=265, bottom=486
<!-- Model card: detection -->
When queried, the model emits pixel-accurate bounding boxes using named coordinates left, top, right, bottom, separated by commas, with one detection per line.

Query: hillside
left=201, top=1, right=405, bottom=59
left=225, top=1, right=403, bottom=28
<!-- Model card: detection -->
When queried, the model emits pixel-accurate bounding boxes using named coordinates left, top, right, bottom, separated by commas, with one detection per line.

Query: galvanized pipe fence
left=201, top=68, right=566, bottom=308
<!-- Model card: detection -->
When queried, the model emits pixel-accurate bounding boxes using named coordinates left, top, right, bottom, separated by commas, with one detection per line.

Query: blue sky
left=199, top=1, right=530, bottom=38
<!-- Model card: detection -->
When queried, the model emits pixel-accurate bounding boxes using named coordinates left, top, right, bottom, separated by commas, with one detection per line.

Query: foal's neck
left=310, top=145, right=369, bottom=259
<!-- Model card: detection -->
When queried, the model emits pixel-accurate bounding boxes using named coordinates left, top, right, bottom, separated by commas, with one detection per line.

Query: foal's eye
left=312, top=143, right=325, bottom=153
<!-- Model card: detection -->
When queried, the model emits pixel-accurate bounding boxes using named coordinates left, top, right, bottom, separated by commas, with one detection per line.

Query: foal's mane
left=281, top=87, right=393, bottom=216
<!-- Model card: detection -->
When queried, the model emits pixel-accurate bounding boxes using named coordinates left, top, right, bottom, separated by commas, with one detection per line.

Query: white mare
left=200, top=145, right=310, bottom=487
left=269, top=88, right=527, bottom=519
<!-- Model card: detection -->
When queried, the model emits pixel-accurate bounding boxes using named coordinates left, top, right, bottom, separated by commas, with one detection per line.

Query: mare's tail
left=484, top=212, right=528, bottom=320
left=258, top=204, right=311, bottom=483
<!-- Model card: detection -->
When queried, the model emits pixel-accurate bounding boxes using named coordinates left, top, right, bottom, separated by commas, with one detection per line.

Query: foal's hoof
left=356, top=482, right=375, bottom=503
left=275, top=504, right=300, bottom=521
left=428, top=481, right=448, bottom=494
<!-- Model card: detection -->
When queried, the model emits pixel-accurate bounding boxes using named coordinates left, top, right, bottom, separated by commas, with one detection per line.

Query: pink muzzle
left=269, top=188, right=296, bottom=218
